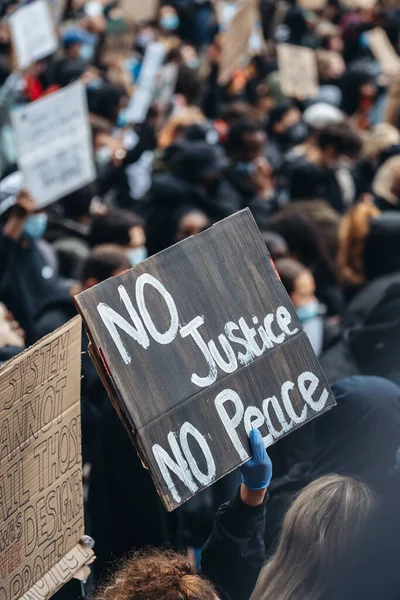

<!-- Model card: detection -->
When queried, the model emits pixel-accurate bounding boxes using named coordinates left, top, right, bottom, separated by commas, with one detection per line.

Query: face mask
left=127, top=246, right=148, bottom=266
left=296, top=300, right=320, bottom=323
left=160, top=14, right=180, bottom=31
left=23, top=213, right=48, bottom=241
left=116, top=109, right=129, bottom=128
left=137, top=30, right=154, bottom=49
left=96, top=146, right=112, bottom=167
left=79, top=44, right=95, bottom=62
left=186, top=57, right=200, bottom=70
left=282, top=121, right=308, bottom=146
left=235, top=161, right=257, bottom=175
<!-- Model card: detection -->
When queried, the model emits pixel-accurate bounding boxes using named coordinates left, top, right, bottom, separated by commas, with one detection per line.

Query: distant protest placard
left=76, top=210, right=336, bottom=511
left=278, top=43, right=319, bottom=100
left=11, top=83, right=96, bottom=208
left=126, top=42, right=166, bottom=124
left=0, top=316, right=94, bottom=600
left=10, top=0, right=58, bottom=70
left=367, top=28, right=400, bottom=75
left=218, top=0, right=256, bottom=85
left=120, top=0, right=159, bottom=23
left=297, top=0, right=327, bottom=8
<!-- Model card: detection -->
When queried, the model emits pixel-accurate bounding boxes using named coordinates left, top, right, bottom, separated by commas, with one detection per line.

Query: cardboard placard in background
left=297, top=0, right=327, bottom=9
left=11, top=82, right=96, bottom=208
left=278, top=43, right=319, bottom=100
left=120, top=0, right=159, bottom=23
left=9, top=0, right=58, bottom=70
left=367, top=27, right=400, bottom=75
left=126, top=42, right=166, bottom=124
left=0, top=317, right=85, bottom=600
left=76, top=210, right=336, bottom=511
left=218, top=0, right=256, bottom=85
left=341, top=0, right=377, bottom=8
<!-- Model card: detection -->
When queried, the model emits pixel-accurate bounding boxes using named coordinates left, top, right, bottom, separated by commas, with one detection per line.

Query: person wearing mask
left=51, top=27, right=97, bottom=86
left=252, top=475, right=375, bottom=600
left=0, top=186, right=58, bottom=343
left=91, top=428, right=271, bottom=599
left=274, top=257, right=333, bottom=357
left=266, top=102, right=309, bottom=170
left=224, top=120, right=280, bottom=226
left=88, top=209, right=147, bottom=266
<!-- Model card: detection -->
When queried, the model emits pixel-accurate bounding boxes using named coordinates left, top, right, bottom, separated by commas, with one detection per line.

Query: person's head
left=57, top=184, right=96, bottom=223
left=337, top=202, right=381, bottom=289
left=267, top=102, right=308, bottom=147
left=176, top=210, right=210, bottom=242
left=87, top=83, right=128, bottom=125
left=226, top=120, right=266, bottom=165
left=363, top=124, right=400, bottom=166
left=372, top=156, right=400, bottom=207
left=95, top=549, right=218, bottom=600
left=275, top=257, right=317, bottom=312
left=170, top=141, right=228, bottom=188
left=252, top=475, right=376, bottom=600
left=89, top=210, right=147, bottom=266
left=77, top=244, right=131, bottom=291
left=316, top=122, right=362, bottom=169
left=157, top=107, right=205, bottom=149
left=289, top=162, right=328, bottom=201
left=61, top=28, right=96, bottom=62
left=159, top=5, right=180, bottom=33
left=175, top=65, right=202, bottom=106
left=261, top=231, right=288, bottom=262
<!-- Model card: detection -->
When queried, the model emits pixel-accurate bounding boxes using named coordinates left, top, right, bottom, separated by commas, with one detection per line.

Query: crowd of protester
left=0, top=0, right=400, bottom=599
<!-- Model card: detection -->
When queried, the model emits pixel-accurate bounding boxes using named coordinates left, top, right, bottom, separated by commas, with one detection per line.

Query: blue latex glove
left=240, top=429, right=273, bottom=491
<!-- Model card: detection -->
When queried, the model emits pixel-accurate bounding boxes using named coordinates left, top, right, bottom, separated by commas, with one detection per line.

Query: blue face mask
left=296, top=300, right=320, bottom=324
left=95, top=146, right=112, bottom=167
left=79, top=44, right=95, bottom=62
left=235, top=161, right=256, bottom=175
left=23, top=213, right=48, bottom=241
left=127, top=246, right=147, bottom=266
left=116, top=109, right=129, bottom=128
left=160, top=14, right=180, bottom=31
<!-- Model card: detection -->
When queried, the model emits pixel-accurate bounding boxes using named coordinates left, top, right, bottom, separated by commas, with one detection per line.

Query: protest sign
left=120, top=0, right=159, bottom=23
left=297, top=0, right=327, bottom=9
left=48, top=0, right=67, bottom=25
left=367, top=28, right=400, bottom=75
left=75, top=210, right=336, bottom=511
left=0, top=316, right=93, bottom=600
left=126, top=42, right=166, bottom=124
left=278, top=43, right=319, bottom=100
left=11, top=82, right=96, bottom=209
left=9, top=0, right=58, bottom=70
left=341, top=0, right=377, bottom=8
left=218, top=0, right=256, bottom=85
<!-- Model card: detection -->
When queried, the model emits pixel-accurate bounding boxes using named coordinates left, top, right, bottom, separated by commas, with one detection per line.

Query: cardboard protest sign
left=367, top=28, right=400, bottom=75
left=11, top=82, right=96, bottom=209
left=297, top=0, right=327, bottom=8
left=218, top=0, right=256, bottom=85
left=278, top=43, right=319, bottom=100
left=9, top=0, right=58, bottom=70
left=75, top=210, right=336, bottom=511
left=120, top=0, right=159, bottom=23
left=126, top=42, right=166, bottom=124
left=341, top=0, right=377, bottom=8
left=0, top=316, right=93, bottom=600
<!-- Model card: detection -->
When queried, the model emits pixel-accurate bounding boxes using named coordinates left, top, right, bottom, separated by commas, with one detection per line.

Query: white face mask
left=127, top=246, right=147, bottom=266
left=95, top=146, right=112, bottom=167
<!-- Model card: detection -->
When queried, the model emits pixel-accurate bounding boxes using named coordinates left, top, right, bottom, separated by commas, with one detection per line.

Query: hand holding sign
left=240, top=429, right=273, bottom=490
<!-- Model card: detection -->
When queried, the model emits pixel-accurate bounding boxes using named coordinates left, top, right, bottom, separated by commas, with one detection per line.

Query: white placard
left=10, top=0, right=58, bottom=70
left=126, top=42, right=166, bottom=124
left=11, top=83, right=96, bottom=208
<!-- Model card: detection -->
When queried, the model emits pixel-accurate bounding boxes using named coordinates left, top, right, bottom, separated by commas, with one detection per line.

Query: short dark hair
left=317, top=122, right=362, bottom=158
left=58, top=184, right=95, bottom=220
left=267, top=101, right=294, bottom=133
left=79, top=244, right=130, bottom=283
left=275, top=257, right=307, bottom=296
left=89, top=209, right=144, bottom=247
left=227, top=120, right=264, bottom=152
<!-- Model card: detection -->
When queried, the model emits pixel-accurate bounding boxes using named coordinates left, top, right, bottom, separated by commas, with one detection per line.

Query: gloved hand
left=240, top=428, right=273, bottom=491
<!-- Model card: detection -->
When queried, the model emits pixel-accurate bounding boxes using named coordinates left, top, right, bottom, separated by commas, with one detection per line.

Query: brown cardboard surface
left=0, top=316, right=84, bottom=600
left=368, top=28, right=400, bottom=75
left=278, top=43, right=319, bottom=100
left=218, top=0, right=256, bottom=85
left=297, top=0, right=327, bottom=9
left=76, top=210, right=336, bottom=511
left=120, top=0, right=159, bottom=23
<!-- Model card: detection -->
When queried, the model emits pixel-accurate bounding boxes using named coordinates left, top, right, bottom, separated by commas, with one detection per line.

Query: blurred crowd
left=0, top=0, right=400, bottom=599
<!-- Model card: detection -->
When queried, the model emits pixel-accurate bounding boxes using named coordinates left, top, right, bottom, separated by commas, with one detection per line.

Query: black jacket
left=202, top=491, right=267, bottom=600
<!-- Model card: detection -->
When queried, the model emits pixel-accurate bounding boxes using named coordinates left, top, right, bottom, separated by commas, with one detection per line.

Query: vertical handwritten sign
left=278, top=44, right=319, bottom=100
left=11, top=83, right=96, bottom=209
left=367, top=28, right=400, bottom=75
left=126, top=42, right=166, bottom=124
left=76, top=210, right=336, bottom=511
left=0, top=316, right=92, bottom=600
left=218, top=0, right=256, bottom=85
left=9, top=0, right=58, bottom=70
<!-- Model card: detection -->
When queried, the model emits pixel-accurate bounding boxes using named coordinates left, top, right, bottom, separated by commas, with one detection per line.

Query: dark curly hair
left=95, top=549, right=218, bottom=600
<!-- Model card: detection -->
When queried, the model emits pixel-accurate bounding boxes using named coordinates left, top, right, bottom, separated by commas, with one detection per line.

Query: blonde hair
left=95, top=549, right=217, bottom=600
left=372, top=155, right=400, bottom=206
left=158, top=107, right=205, bottom=149
left=251, top=475, right=376, bottom=600
left=363, top=123, right=400, bottom=162
left=337, top=202, right=381, bottom=288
